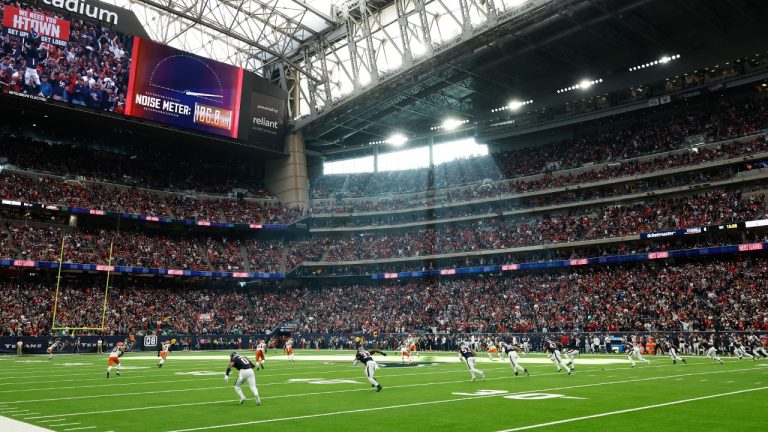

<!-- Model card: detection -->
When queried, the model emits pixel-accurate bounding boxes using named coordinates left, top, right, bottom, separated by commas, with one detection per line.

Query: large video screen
left=0, top=2, right=133, bottom=112
left=1, top=1, right=285, bottom=147
left=124, top=37, right=244, bottom=139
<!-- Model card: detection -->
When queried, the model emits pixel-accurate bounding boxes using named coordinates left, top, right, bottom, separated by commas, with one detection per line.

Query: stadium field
left=0, top=351, right=766, bottom=432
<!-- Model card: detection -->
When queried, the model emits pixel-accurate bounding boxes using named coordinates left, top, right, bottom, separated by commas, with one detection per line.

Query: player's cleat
left=255, top=396, right=261, bottom=406
left=514, top=371, right=519, bottom=376
left=240, top=398, right=246, bottom=405
left=106, top=372, right=110, bottom=379
left=631, top=364, right=636, bottom=368
left=524, top=369, right=530, bottom=376
left=673, top=360, right=677, bottom=365
left=371, top=384, right=376, bottom=388
left=557, top=368, right=562, bottom=372
left=719, top=360, right=724, bottom=365
left=157, top=364, right=162, bottom=368
left=568, top=370, right=572, bottom=375
left=116, top=371, right=120, bottom=376
left=376, top=384, right=382, bottom=392
left=681, top=359, right=687, bottom=364
left=471, top=376, right=476, bottom=381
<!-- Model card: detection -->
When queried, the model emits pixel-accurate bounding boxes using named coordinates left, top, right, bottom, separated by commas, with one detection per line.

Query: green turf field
left=0, top=350, right=766, bottom=431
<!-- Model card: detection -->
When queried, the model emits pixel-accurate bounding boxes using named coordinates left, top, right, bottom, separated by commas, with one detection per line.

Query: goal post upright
left=50, top=235, right=66, bottom=331
left=99, top=241, right=114, bottom=331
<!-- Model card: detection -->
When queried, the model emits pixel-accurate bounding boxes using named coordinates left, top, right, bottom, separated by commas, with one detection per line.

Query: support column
left=265, top=131, right=310, bottom=209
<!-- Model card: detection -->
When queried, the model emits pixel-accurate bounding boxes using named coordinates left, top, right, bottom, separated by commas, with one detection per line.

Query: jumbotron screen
left=0, top=1, right=286, bottom=147
left=125, top=37, right=244, bottom=138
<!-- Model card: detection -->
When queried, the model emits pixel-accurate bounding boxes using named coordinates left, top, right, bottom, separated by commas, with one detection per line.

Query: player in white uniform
left=225, top=352, right=261, bottom=405
left=486, top=339, right=502, bottom=361
left=729, top=336, right=754, bottom=361
left=107, top=342, right=125, bottom=378
left=459, top=343, right=486, bottom=381
left=46, top=339, right=60, bottom=360
left=254, top=340, right=267, bottom=369
left=623, top=342, right=651, bottom=367
left=284, top=338, right=295, bottom=362
left=400, top=342, right=413, bottom=364
left=157, top=340, right=172, bottom=368
left=501, top=342, right=529, bottom=376
left=353, top=347, right=385, bottom=391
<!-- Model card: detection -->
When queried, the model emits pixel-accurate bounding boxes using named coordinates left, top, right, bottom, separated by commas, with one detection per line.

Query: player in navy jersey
left=544, top=338, right=571, bottom=374
left=225, top=352, right=261, bottom=405
left=500, top=342, right=529, bottom=376
left=353, top=347, right=386, bottom=391
left=458, top=343, right=486, bottom=381
left=700, top=340, right=724, bottom=364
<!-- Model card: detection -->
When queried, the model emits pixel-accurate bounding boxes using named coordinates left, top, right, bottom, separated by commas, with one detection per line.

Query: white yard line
left=63, top=427, right=96, bottom=431
left=494, top=386, right=768, bottom=431
left=48, top=423, right=80, bottom=427
left=24, top=366, right=755, bottom=421
left=161, top=378, right=766, bottom=432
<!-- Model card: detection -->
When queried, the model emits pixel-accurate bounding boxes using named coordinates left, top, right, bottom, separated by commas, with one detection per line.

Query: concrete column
left=265, top=131, right=310, bottom=209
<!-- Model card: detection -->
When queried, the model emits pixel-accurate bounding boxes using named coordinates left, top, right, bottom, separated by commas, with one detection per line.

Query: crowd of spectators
left=322, top=188, right=768, bottom=262
left=311, top=97, right=768, bottom=205
left=0, top=186, right=765, bottom=270
left=0, top=171, right=303, bottom=225
left=2, top=256, right=767, bottom=336
left=0, top=2, right=132, bottom=111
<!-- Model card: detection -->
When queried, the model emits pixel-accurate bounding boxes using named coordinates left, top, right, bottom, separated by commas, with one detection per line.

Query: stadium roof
left=102, top=0, right=768, bottom=156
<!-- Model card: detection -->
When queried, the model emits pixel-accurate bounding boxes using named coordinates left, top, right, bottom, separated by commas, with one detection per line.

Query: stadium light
left=629, top=54, right=681, bottom=71
left=385, top=133, right=408, bottom=147
left=442, top=118, right=463, bottom=131
left=557, top=79, right=602, bottom=94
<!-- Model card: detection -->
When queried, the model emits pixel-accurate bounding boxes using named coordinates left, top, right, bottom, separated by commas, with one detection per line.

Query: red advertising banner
left=1, top=5, right=70, bottom=47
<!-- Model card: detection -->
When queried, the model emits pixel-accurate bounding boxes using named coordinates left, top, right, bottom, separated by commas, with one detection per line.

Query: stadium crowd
left=0, top=171, right=303, bottom=225
left=0, top=185, right=765, bottom=270
left=311, top=97, right=768, bottom=203
left=2, top=256, right=767, bottom=336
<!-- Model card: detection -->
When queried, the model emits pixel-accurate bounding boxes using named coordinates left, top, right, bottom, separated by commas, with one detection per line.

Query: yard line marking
left=0, top=367, right=549, bottom=398
left=495, top=386, right=768, bottom=431
left=5, top=362, right=679, bottom=405
left=63, top=427, right=96, bottom=431
left=24, top=366, right=755, bottom=421
left=161, top=381, right=768, bottom=432
left=48, top=423, right=80, bottom=427
left=36, top=419, right=69, bottom=423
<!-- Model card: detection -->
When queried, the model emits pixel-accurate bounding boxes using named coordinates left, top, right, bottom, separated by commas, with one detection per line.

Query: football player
left=225, top=352, right=261, bottom=405
left=662, top=340, right=687, bottom=365
left=544, top=338, right=571, bottom=374
left=700, top=339, right=724, bottom=364
left=284, top=338, right=295, bottom=362
left=500, top=342, right=529, bottom=376
left=458, top=342, right=486, bottom=381
left=623, top=341, right=651, bottom=368
left=400, top=342, right=412, bottom=364
left=107, top=342, right=125, bottom=378
left=157, top=340, right=172, bottom=368
left=486, top=339, right=501, bottom=361
left=749, top=335, right=768, bottom=359
left=353, top=347, right=386, bottom=391
left=254, top=339, right=267, bottom=369
left=407, top=336, right=419, bottom=358
left=46, top=339, right=60, bottom=360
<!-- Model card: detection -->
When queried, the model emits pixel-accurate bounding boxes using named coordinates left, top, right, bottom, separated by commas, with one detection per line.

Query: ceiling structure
left=103, top=0, right=768, bottom=156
